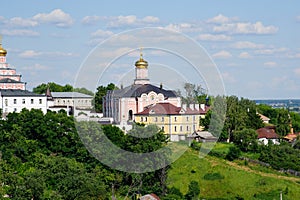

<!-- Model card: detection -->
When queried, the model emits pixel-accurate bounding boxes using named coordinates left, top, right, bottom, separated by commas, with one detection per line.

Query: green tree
left=73, top=87, right=94, bottom=96
left=226, top=145, right=241, bottom=161
left=232, top=128, right=258, bottom=152
left=94, top=83, right=116, bottom=113
left=33, top=82, right=74, bottom=94
left=185, top=181, right=200, bottom=200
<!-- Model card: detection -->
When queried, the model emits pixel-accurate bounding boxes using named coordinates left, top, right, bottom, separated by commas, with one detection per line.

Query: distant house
left=258, top=113, right=270, bottom=124
left=283, top=132, right=300, bottom=143
left=187, top=131, right=217, bottom=145
left=47, top=90, right=93, bottom=116
left=256, top=126, right=280, bottom=145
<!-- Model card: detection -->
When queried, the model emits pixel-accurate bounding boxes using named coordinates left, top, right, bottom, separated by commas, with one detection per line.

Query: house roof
left=51, top=92, right=93, bottom=98
left=188, top=131, right=217, bottom=140
left=284, top=133, right=299, bottom=141
left=0, top=89, right=45, bottom=97
left=256, top=127, right=279, bottom=139
left=258, top=113, right=270, bottom=121
left=109, top=84, right=178, bottom=98
left=135, top=102, right=207, bottom=115
left=136, top=102, right=180, bottom=115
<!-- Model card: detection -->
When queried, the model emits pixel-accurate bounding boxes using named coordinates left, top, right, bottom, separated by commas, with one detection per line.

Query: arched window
left=128, top=110, right=133, bottom=120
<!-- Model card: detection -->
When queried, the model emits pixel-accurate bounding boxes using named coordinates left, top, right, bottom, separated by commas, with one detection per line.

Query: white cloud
left=286, top=52, right=300, bottom=58
left=196, top=34, right=231, bottom=41
left=96, top=47, right=133, bottom=58
left=254, top=47, right=288, bottom=55
left=91, top=29, right=114, bottom=38
left=231, top=41, right=264, bottom=49
left=21, top=63, right=49, bottom=71
left=207, top=14, right=237, bottom=24
left=106, top=15, right=160, bottom=28
left=7, top=17, right=38, bottom=27
left=19, top=50, right=75, bottom=59
left=213, top=21, right=278, bottom=35
left=142, top=16, right=160, bottom=23
left=107, top=15, right=137, bottom=27
left=212, top=50, right=232, bottom=59
left=1, top=29, right=39, bottom=37
left=81, top=15, right=100, bottom=25
left=222, top=72, right=236, bottom=83
left=294, top=68, right=300, bottom=75
left=238, top=52, right=252, bottom=59
left=19, top=50, right=42, bottom=58
left=164, top=23, right=202, bottom=33
left=264, top=61, right=277, bottom=67
left=33, top=9, right=73, bottom=27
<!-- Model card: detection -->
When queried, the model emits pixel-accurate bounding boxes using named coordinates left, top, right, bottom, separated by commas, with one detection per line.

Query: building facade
left=102, top=51, right=211, bottom=140
left=0, top=89, right=47, bottom=116
left=134, top=102, right=208, bottom=141
left=103, top=52, right=181, bottom=127
left=0, top=38, right=26, bottom=90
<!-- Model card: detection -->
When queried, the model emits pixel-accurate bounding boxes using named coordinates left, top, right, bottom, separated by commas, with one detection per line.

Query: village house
left=256, top=126, right=280, bottom=145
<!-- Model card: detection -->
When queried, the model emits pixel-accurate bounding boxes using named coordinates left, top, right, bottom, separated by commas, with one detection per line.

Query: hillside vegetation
left=167, top=147, right=300, bottom=200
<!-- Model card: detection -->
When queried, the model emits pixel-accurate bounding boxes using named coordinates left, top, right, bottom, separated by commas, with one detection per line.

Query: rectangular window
left=155, top=117, right=158, bottom=122
left=31, top=99, right=34, bottom=104
left=13, top=99, right=17, bottom=104
left=187, top=126, right=189, bottom=131
left=161, top=117, right=164, bottom=122
left=174, top=117, right=177, bottom=122
left=39, top=99, right=42, bottom=104
left=180, top=126, right=183, bottom=132
left=4, top=99, right=8, bottom=106
left=174, top=126, right=177, bottom=132
left=186, top=116, right=189, bottom=121
left=161, top=126, right=164, bottom=131
left=145, top=117, right=147, bottom=122
left=22, top=99, right=25, bottom=104
left=14, top=108, right=17, bottom=112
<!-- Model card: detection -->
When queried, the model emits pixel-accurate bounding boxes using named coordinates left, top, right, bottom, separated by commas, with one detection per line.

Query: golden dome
left=0, top=45, right=7, bottom=57
left=0, top=35, right=7, bottom=57
left=135, top=48, right=148, bottom=69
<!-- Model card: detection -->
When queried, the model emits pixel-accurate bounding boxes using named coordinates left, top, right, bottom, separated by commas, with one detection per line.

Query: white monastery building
left=0, top=38, right=47, bottom=116
left=103, top=51, right=181, bottom=127
left=102, top=51, right=210, bottom=141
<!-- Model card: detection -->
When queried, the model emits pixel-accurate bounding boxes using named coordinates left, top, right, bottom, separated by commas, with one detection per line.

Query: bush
left=226, top=146, right=241, bottom=161
left=203, top=172, right=224, bottom=180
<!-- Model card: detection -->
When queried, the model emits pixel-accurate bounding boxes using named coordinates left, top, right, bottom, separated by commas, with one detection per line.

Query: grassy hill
left=167, top=146, right=300, bottom=200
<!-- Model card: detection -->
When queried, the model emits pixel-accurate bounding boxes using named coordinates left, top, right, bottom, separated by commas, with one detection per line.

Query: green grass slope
left=167, top=149, right=300, bottom=200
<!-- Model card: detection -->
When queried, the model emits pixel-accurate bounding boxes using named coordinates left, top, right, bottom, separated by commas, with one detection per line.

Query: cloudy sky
left=1, top=0, right=300, bottom=99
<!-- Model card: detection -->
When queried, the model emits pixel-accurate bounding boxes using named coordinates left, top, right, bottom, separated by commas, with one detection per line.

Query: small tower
left=134, top=48, right=150, bottom=85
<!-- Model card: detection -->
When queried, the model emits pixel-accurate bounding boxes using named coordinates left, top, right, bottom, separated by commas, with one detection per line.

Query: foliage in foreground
left=0, top=109, right=168, bottom=199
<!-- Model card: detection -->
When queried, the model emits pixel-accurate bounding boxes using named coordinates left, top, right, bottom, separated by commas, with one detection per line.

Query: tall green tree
left=94, top=83, right=116, bottom=112
left=232, top=128, right=258, bottom=152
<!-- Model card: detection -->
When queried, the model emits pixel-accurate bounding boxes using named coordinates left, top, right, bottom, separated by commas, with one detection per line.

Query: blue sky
left=1, top=0, right=300, bottom=99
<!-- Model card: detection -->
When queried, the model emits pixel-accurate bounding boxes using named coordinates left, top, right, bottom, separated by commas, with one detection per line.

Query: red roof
left=256, top=127, right=279, bottom=139
left=135, top=102, right=207, bottom=115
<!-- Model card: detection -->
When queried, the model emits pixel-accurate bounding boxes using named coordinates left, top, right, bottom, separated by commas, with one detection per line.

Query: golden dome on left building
left=0, top=36, right=7, bottom=57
